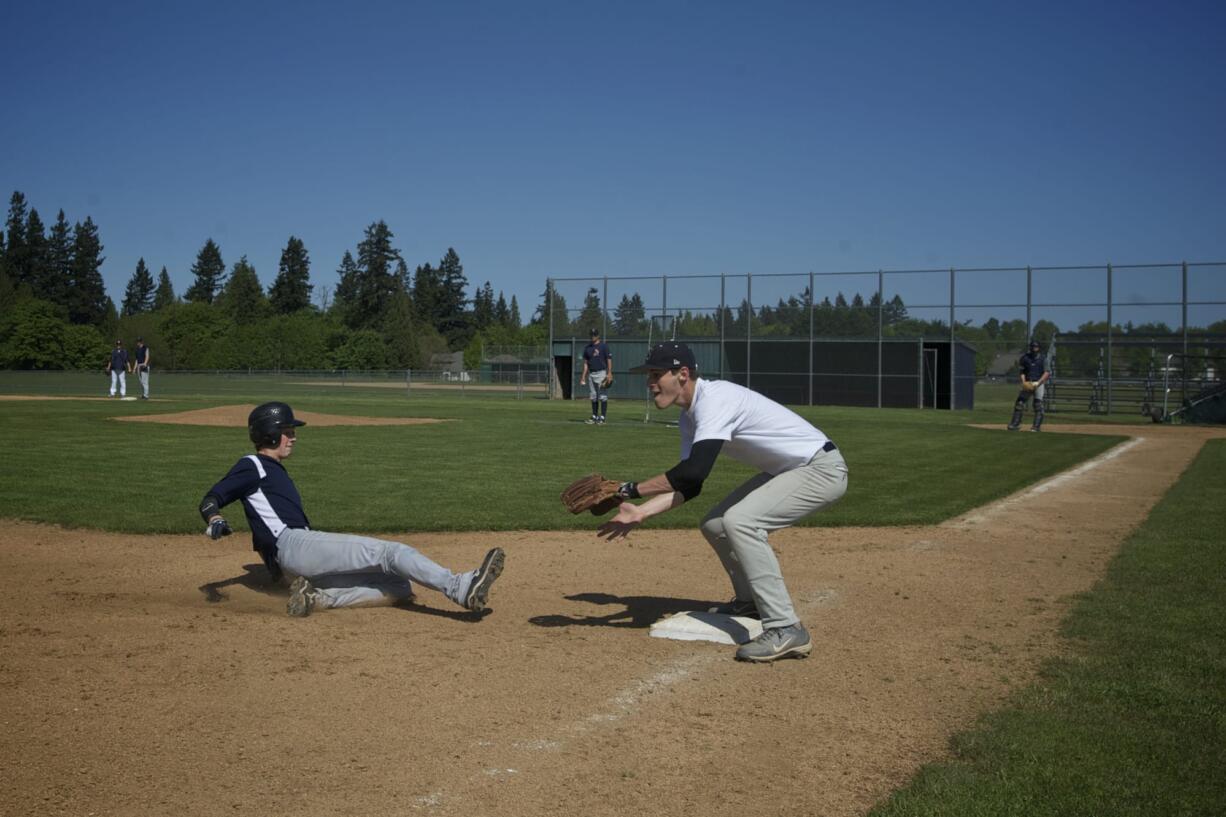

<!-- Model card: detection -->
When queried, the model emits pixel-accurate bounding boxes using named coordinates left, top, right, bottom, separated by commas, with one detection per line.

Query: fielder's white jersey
left=679, top=379, right=830, bottom=475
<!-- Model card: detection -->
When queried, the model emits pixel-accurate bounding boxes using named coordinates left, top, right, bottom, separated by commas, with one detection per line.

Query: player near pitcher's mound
left=592, top=342, right=848, bottom=663
left=197, top=401, right=504, bottom=618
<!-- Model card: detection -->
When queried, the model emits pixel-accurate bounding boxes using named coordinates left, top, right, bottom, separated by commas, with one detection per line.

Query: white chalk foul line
left=949, top=436, right=1146, bottom=527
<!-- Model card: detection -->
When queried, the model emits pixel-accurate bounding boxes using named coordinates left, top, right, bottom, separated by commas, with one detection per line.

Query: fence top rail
left=547, top=261, right=1224, bottom=284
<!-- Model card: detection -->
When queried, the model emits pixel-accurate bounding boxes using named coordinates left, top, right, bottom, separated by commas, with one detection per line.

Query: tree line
left=3, top=188, right=1221, bottom=375
left=0, top=190, right=553, bottom=371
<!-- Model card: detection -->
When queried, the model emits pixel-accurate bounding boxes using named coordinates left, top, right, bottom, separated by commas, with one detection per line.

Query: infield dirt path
left=2, top=424, right=1221, bottom=817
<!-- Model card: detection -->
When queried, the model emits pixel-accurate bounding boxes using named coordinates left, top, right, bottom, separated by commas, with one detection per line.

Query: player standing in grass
left=596, top=342, right=848, bottom=663
left=579, top=327, right=613, bottom=424
left=106, top=339, right=130, bottom=398
left=1008, top=339, right=1049, bottom=432
left=132, top=337, right=151, bottom=399
left=199, top=401, right=505, bottom=617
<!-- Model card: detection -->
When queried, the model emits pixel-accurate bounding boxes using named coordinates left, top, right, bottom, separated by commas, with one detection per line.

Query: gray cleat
left=287, top=575, right=318, bottom=617
left=735, top=622, right=812, bottom=663
left=464, top=548, right=506, bottom=612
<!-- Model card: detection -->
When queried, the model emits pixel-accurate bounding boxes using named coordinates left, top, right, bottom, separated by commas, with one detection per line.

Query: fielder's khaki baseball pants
left=700, top=448, right=848, bottom=628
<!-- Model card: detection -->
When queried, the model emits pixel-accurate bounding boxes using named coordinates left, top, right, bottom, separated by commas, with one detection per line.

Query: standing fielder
left=133, top=337, right=151, bottom=400
left=107, top=339, right=130, bottom=398
left=199, top=401, right=505, bottom=617
left=1007, top=339, right=1049, bottom=432
left=597, top=342, right=848, bottom=663
left=579, top=327, right=613, bottom=425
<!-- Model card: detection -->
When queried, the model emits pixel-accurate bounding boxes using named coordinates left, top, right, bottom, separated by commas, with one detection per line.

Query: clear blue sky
left=4, top=0, right=1224, bottom=328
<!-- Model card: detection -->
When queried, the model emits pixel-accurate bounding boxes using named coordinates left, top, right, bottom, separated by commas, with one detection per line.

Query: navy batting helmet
left=248, top=401, right=306, bottom=448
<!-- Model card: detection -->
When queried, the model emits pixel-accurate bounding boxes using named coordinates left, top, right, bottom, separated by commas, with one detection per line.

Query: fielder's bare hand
left=597, top=502, right=645, bottom=540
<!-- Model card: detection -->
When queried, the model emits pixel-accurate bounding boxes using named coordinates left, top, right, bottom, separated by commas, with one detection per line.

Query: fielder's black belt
left=821, top=440, right=837, bottom=453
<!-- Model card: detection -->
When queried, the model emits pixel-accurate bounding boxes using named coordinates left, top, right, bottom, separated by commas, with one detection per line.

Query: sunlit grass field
left=0, top=372, right=1121, bottom=533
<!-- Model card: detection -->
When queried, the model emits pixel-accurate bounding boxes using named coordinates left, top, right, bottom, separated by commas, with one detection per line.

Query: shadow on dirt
left=529, top=591, right=714, bottom=628
left=198, top=563, right=284, bottom=603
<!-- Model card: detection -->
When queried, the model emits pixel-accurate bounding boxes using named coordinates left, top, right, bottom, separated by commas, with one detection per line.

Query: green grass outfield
left=0, top=372, right=1122, bottom=533
left=871, top=438, right=1226, bottom=817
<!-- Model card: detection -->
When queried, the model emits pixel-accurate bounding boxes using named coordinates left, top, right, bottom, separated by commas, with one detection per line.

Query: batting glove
left=206, top=518, right=233, bottom=540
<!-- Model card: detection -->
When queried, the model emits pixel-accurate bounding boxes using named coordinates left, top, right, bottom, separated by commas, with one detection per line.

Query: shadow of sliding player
left=529, top=591, right=713, bottom=629
left=199, top=563, right=285, bottom=603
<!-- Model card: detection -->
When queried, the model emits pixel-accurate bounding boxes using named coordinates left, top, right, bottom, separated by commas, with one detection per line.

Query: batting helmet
left=248, top=401, right=306, bottom=448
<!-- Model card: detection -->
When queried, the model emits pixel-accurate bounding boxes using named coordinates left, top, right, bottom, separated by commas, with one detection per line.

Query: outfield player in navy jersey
left=198, top=401, right=504, bottom=617
left=596, top=342, right=848, bottom=663
left=579, top=327, right=613, bottom=424
left=106, top=339, right=130, bottom=397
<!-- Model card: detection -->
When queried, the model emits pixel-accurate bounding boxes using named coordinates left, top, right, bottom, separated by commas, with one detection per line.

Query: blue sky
left=3, top=0, right=1224, bottom=329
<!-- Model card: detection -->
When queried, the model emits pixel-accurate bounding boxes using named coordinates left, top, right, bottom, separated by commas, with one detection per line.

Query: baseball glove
left=1022, top=381, right=1038, bottom=392
left=561, top=473, right=624, bottom=516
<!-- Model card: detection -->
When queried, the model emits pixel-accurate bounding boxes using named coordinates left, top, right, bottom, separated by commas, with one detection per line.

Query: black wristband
left=199, top=494, right=221, bottom=524
left=618, top=481, right=641, bottom=499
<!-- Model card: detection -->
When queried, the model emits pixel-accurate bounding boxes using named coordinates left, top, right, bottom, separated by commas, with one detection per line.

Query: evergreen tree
left=509, top=295, right=521, bottom=329
left=494, top=291, right=509, bottom=327
left=269, top=235, right=312, bottom=314
left=153, top=267, right=176, bottom=310
left=412, top=262, right=444, bottom=326
left=45, top=210, right=74, bottom=310
left=576, top=287, right=604, bottom=334
left=5, top=191, right=29, bottom=286
left=531, top=284, right=569, bottom=336
left=122, top=258, right=156, bottom=315
left=345, top=221, right=403, bottom=330
left=473, top=281, right=495, bottom=330
left=332, top=251, right=359, bottom=318
left=184, top=239, right=226, bottom=304
left=437, top=248, right=468, bottom=333
left=613, top=293, right=646, bottom=335
left=217, top=256, right=268, bottom=324
left=68, top=217, right=108, bottom=325
left=25, top=208, right=51, bottom=300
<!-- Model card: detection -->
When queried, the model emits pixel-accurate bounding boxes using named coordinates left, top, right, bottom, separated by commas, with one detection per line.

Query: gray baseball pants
left=700, top=447, right=848, bottom=628
left=275, top=528, right=474, bottom=610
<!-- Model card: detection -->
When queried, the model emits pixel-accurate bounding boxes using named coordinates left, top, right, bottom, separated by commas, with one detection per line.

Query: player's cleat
left=585, top=417, right=597, bottom=425
left=287, top=576, right=318, bottom=617
left=1006, top=425, right=1020, bottom=431
left=1028, top=427, right=1041, bottom=432
left=463, top=547, right=505, bottom=612
left=734, top=623, right=812, bottom=662
left=597, top=417, right=606, bottom=425
left=707, top=597, right=761, bottom=618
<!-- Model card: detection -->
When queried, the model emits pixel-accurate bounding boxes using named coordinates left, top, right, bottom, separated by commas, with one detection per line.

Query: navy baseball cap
left=630, top=341, right=697, bottom=373
left=589, top=327, right=600, bottom=336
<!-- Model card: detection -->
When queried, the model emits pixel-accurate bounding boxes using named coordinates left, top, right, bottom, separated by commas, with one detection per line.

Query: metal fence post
left=1182, top=260, right=1189, bottom=362
left=949, top=268, right=956, bottom=410
left=720, top=273, right=726, bottom=380
left=547, top=278, right=555, bottom=400
left=877, top=270, right=884, bottom=409
left=1106, top=263, right=1113, bottom=414
left=809, top=270, right=815, bottom=406
left=746, top=273, right=753, bottom=391
left=1026, top=265, right=1032, bottom=339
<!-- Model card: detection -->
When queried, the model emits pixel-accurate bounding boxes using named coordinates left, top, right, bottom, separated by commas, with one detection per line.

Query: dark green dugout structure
left=552, top=337, right=976, bottom=410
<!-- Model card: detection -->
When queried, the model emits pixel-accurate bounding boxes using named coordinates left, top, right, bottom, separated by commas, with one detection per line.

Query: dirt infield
left=2, top=424, right=1221, bottom=816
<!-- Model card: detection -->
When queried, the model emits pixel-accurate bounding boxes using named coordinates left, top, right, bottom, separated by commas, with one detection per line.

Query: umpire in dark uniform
left=1008, top=339, right=1049, bottom=432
